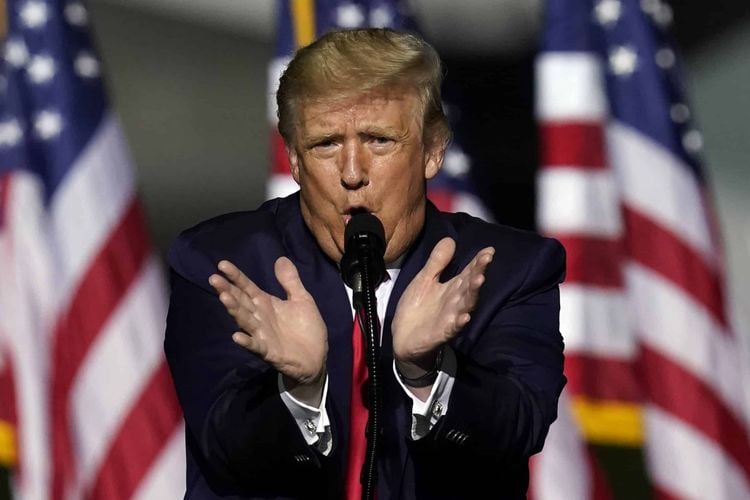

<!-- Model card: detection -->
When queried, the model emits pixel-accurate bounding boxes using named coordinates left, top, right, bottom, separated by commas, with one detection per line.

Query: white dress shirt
left=279, top=267, right=456, bottom=454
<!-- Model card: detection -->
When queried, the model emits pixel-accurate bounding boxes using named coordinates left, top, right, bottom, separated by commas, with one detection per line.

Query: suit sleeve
left=164, top=236, right=327, bottom=492
left=409, top=236, right=567, bottom=464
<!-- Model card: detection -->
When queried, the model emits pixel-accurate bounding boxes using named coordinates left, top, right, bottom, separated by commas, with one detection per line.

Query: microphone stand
left=352, top=251, right=381, bottom=500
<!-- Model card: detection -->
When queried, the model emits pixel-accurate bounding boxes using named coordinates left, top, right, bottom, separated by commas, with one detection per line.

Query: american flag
left=267, top=0, right=493, bottom=221
left=0, top=1, right=183, bottom=498
left=534, top=0, right=750, bottom=498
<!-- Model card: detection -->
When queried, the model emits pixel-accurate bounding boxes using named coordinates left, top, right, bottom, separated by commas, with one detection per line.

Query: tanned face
left=288, top=88, right=444, bottom=264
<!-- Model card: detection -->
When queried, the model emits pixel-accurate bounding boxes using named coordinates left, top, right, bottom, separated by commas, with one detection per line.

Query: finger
left=274, top=256, right=309, bottom=300
left=217, top=260, right=264, bottom=296
left=419, top=237, right=456, bottom=280
left=232, top=331, right=262, bottom=355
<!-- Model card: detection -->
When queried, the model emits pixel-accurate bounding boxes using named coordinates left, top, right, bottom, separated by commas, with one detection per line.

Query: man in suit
left=165, top=28, right=566, bottom=499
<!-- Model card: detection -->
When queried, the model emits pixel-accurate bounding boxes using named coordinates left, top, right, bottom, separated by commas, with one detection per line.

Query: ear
left=287, top=146, right=301, bottom=185
left=423, top=134, right=447, bottom=181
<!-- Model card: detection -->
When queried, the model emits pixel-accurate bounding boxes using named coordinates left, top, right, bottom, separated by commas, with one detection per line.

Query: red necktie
left=345, top=314, right=368, bottom=500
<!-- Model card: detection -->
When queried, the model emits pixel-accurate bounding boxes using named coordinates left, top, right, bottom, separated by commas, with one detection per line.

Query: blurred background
left=87, top=0, right=750, bottom=336
left=1, top=0, right=748, bottom=498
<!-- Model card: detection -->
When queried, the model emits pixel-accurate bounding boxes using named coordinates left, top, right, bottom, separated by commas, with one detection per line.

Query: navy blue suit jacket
left=164, top=193, right=566, bottom=499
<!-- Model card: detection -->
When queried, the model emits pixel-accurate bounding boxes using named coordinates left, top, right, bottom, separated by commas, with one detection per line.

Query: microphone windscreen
left=345, top=213, right=385, bottom=254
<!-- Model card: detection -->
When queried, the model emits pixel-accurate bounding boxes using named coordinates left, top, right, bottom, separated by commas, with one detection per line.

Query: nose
left=340, top=141, right=368, bottom=189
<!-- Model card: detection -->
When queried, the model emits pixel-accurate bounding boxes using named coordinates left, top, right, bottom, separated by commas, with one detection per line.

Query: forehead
left=296, top=88, right=422, bottom=134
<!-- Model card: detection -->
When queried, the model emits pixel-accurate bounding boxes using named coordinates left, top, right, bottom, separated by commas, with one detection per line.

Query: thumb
left=419, top=237, right=456, bottom=280
left=274, top=256, right=307, bottom=299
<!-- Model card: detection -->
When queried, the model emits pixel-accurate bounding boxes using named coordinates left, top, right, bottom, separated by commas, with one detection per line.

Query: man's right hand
left=209, top=257, right=328, bottom=406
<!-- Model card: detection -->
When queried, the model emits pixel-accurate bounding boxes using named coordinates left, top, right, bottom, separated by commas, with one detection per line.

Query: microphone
left=340, top=213, right=386, bottom=300
left=339, top=212, right=385, bottom=499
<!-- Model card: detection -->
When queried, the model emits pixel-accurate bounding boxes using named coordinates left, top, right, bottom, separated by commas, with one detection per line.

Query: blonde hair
left=276, top=28, right=451, bottom=147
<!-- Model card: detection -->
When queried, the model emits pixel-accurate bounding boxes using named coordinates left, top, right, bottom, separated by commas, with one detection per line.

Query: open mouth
left=343, top=206, right=370, bottom=224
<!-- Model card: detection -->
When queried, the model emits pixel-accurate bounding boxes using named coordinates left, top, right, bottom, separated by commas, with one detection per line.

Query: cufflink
left=430, top=400, right=444, bottom=419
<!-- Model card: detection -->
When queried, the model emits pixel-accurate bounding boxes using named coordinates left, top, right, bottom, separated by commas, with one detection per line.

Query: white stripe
left=267, top=56, right=291, bottom=124
left=537, top=168, right=622, bottom=237
left=267, top=173, right=299, bottom=200
left=535, top=53, right=608, bottom=121
left=451, top=193, right=495, bottom=222
left=645, top=406, right=750, bottom=500
left=627, top=263, right=750, bottom=427
left=531, top=390, right=593, bottom=500
left=608, top=121, right=716, bottom=264
left=70, top=258, right=169, bottom=492
left=559, top=284, right=637, bottom=358
left=132, top=424, right=185, bottom=500
left=0, top=173, right=55, bottom=500
left=50, top=115, right=135, bottom=308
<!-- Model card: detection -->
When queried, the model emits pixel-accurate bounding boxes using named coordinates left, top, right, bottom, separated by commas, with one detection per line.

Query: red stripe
left=623, top=207, right=727, bottom=328
left=426, top=188, right=455, bottom=213
left=271, top=128, right=291, bottom=175
left=539, top=122, right=607, bottom=169
left=640, top=346, right=750, bottom=483
left=50, top=198, right=151, bottom=499
left=0, top=174, right=10, bottom=228
left=551, top=234, right=624, bottom=288
left=565, top=353, right=642, bottom=402
left=651, top=485, right=683, bottom=500
left=85, top=362, right=182, bottom=500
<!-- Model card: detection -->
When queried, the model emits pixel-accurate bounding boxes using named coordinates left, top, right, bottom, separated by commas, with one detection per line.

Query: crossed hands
left=208, top=237, right=494, bottom=405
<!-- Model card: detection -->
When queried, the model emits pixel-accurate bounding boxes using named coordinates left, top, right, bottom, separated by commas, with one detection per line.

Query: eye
left=370, top=136, right=394, bottom=147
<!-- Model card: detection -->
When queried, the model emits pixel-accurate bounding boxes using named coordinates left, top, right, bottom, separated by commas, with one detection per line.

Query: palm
left=209, top=257, right=327, bottom=385
left=392, top=238, right=494, bottom=365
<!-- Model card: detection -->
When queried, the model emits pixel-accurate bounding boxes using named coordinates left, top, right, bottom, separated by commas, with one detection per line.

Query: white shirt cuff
left=393, top=346, right=457, bottom=440
left=278, top=374, right=333, bottom=455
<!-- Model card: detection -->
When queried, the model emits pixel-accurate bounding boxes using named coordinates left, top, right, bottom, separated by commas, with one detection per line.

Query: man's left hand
left=392, top=237, right=494, bottom=379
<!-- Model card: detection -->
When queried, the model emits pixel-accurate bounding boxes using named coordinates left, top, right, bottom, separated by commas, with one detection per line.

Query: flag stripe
left=537, top=168, right=622, bottom=237
left=71, top=260, right=169, bottom=489
left=51, top=198, right=151, bottom=497
left=645, top=407, right=750, bottom=500
left=565, top=354, right=641, bottom=402
left=535, top=53, right=608, bottom=121
left=553, top=235, right=623, bottom=288
left=50, top=116, right=135, bottom=302
left=131, top=424, right=185, bottom=500
left=85, top=362, right=183, bottom=500
left=559, top=285, right=636, bottom=358
left=609, top=122, right=715, bottom=262
left=640, top=346, right=750, bottom=482
left=628, top=264, right=748, bottom=422
left=570, top=396, right=643, bottom=445
left=624, top=206, right=727, bottom=327
left=539, top=122, right=606, bottom=169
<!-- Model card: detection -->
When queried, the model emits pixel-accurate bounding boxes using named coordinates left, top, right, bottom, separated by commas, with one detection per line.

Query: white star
left=682, top=130, right=703, bottom=154
left=370, top=5, right=394, bottom=28
left=640, top=0, right=660, bottom=15
left=5, top=39, right=29, bottom=67
left=64, top=1, right=88, bottom=26
left=594, top=0, right=622, bottom=26
left=653, top=3, right=673, bottom=27
left=26, top=54, right=56, bottom=84
left=34, top=110, right=63, bottom=140
left=443, top=148, right=471, bottom=177
left=19, top=0, right=49, bottom=29
left=336, top=3, right=365, bottom=28
left=0, top=119, right=24, bottom=147
left=74, top=51, right=100, bottom=78
left=670, top=103, right=690, bottom=124
left=609, top=45, right=638, bottom=76
left=655, top=47, right=675, bottom=69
